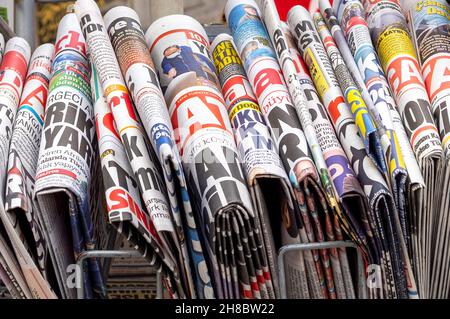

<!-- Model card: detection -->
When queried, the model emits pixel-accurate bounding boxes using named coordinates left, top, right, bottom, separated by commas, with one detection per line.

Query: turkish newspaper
left=288, top=5, right=411, bottom=299
left=0, top=37, right=31, bottom=299
left=402, top=0, right=450, bottom=299
left=364, top=0, right=444, bottom=299
left=3, top=43, right=57, bottom=299
left=103, top=6, right=213, bottom=298
left=319, top=0, right=387, bottom=146
left=146, top=10, right=273, bottom=299
left=92, top=66, right=169, bottom=298
left=74, top=0, right=189, bottom=298
left=282, top=22, right=375, bottom=291
left=258, top=0, right=355, bottom=299
left=211, top=33, right=299, bottom=298
left=226, top=0, right=357, bottom=299
left=34, top=13, right=104, bottom=299
left=313, top=10, right=387, bottom=182
left=328, top=1, right=424, bottom=270
left=313, top=11, right=416, bottom=299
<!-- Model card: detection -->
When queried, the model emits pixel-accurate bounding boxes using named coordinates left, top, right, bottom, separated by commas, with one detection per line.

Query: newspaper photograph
left=34, top=13, right=104, bottom=299
left=146, top=11, right=274, bottom=299
left=103, top=5, right=212, bottom=298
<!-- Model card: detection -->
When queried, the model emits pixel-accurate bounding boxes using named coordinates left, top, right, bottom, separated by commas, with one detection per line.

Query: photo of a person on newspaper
left=239, top=5, right=259, bottom=23
left=241, top=40, right=275, bottom=69
left=162, top=45, right=216, bottom=83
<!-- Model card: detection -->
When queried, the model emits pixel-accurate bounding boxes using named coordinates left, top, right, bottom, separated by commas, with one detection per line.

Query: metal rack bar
left=0, top=17, right=15, bottom=41
left=76, top=250, right=164, bottom=300
left=15, top=0, right=37, bottom=49
left=277, top=241, right=367, bottom=299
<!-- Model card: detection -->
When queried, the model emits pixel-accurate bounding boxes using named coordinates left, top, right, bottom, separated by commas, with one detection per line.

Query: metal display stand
left=278, top=241, right=368, bottom=299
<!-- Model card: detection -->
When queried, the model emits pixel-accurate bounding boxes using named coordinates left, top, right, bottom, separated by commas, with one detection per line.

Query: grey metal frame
left=76, top=250, right=164, bottom=300
left=277, top=241, right=368, bottom=299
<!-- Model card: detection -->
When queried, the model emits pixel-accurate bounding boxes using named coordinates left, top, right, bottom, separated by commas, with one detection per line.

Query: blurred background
left=0, top=0, right=316, bottom=48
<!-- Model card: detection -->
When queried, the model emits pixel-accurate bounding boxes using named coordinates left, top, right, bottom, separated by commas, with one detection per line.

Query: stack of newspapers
left=0, top=0, right=449, bottom=299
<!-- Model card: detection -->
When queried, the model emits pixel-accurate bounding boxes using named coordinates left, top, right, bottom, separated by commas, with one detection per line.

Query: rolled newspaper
left=0, top=37, right=31, bottom=299
left=0, top=33, right=4, bottom=64
left=211, top=33, right=303, bottom=298
left=282, top=23, right=376, bottom=275
left=92, top=66, right=172, bottom=296
left=288, top=5, right=410, bottom=299
left=328, top=0, right=425, bottom=262
left=3, top=43, right=56, bottom=299
left=315, top=10, right=418, bottom=300
left=313, top=13, right=386, bottom=177
left=226, top=0, right=353, bottom=299
left=34, top=13, right=104, bottom=299
left=401, top=0, right=450, bottom=299
left=0, top=37, right=30, bottom=201
left=103, top=5, right=212, bottom=299
left=363, top=0, right=444, bottom=299
left=258, top=0, right=356, bottom=299
left=146, top=13, right=273, bottom=299
left=74, top=0, right=187, bottom=298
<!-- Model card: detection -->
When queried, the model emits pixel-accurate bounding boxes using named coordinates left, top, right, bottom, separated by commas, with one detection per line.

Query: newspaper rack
left=0, top=2, right=371, bottom=301
left=278, top=241, right=368, bottom=299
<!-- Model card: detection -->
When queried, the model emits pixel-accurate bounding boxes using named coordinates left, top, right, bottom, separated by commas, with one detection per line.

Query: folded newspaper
left=0, top=37, right=33, bottom=299
left=146, top=11, right=275, bottom=299
left=92, top=65, right=170, bottom=298
left=74, top=0, right=192, bottom=298
left=211, top=33, right=294, bottom=298
left=3, top=43, right=57, bottom=299
left=287, top=5, right=413, bottom=299
left=313, top=11, right=417, bottom=299
left=34, top=13, right=104, bottom=299
left=226, top=0, right=355, bottom=299
left=327, top=1, right=423, bottom=270
left=104, top=5, right=213, bottom=299
left=1, top=0, right=450, bottom=300
left=401, top=0, right=450, bottom=299
left=363, top=0, right=444, bottom=299
left=282, top=23, right=374, bottom=275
